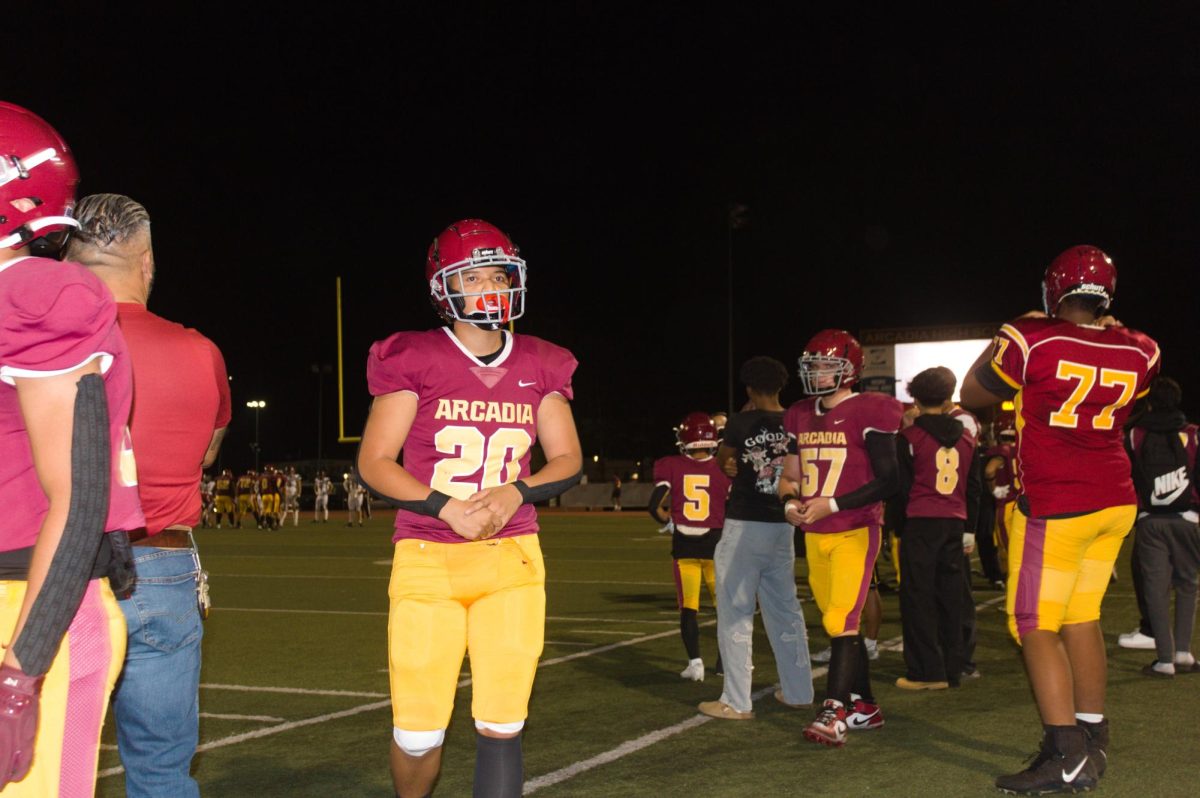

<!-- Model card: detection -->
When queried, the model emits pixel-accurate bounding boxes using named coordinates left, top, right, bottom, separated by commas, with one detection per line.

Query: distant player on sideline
left=780, top=330, right=902, bottom=747
left=313, top=470, right=333, bottom=523
left=962, top=245, right=1159, bottom=794
left=214, top=468, right=236, bottom=528
left=283, top=466, right=302, bottom=526
left=200, top=472, right=216, bottom=528
left=357, top=219, right=582, bottom=798
left=0, top=101, right=144, bottom=796
left=346, top=480, right=366, bottom=527
left=649, top=412, right=732, bottom=681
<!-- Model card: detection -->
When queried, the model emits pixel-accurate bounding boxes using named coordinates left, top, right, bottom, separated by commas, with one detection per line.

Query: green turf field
left=95, top=512, right=1197, bottom=797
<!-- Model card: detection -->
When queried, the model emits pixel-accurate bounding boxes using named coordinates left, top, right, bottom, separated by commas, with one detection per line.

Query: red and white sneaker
left=845, top=693, right=884, bottom=731
left=803, top=699, right=848, bottom=747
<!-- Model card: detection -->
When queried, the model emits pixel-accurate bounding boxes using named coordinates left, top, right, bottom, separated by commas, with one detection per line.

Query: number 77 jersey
left=367, top=327, right=577, bottom=543
left=988, top=317, right=1160, bottom=517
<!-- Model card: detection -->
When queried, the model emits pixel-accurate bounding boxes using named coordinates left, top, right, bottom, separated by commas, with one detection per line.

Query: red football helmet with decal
left=426, top=219, right=527, bottom=330
left=676, top=411, right=719, bottom=453
left=994, top=407, right=1017, bottom=443
left=0, top=102, right=79, bottom=251
left=798, top=329, right=863, bottom=395
left=1042, top=245, right=1116, bottom=315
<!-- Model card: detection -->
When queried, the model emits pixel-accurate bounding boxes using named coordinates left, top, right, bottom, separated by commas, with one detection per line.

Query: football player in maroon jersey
left=357, top=220, right=583, bottom=798
left=779, top=330, right=903, bottom=747
left=891, top=367, right=981, bottom=690
left=962, top=245, right=1160, bottom=794
left=649, top=412, right=732, bottom=681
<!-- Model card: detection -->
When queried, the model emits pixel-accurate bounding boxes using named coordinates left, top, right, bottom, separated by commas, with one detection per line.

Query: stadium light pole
left=727, top=204, right=748, bottom=414
left=311, top=364, right=332, bottom=468
left=247, top=400, right=266, bottom=471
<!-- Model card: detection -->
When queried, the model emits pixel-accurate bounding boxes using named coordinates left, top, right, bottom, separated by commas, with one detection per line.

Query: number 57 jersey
left=367, top=327, right=577, bottom=543
left=988, top=317, right=1159, bottom=517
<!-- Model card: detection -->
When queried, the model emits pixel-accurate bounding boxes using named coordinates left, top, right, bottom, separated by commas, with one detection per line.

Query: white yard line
left=200, top=683, right=387, bottom=698
left=522, top=594, right=1008, bottom=793
left=568, top=629, right=645, bottom=636
left=546, top=616, right=675, bottom=625
left=200, top=712, right=286, bottom=722
left=215, top=607, right=386, bottom=616
left=212, top=574, right=673, bottom=586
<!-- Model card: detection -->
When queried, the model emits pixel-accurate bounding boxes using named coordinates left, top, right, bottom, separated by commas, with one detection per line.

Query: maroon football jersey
left=367, top=328, right=577, bottom=543
left=783, top=391, right=904, bottom=533
left=990, top=317, right=1159, bottom=516
left=985, top=443, right=1019, bottom=498
left=901, top=419, right=976, bottom=520
left=652, top=453, right=731, bottom=529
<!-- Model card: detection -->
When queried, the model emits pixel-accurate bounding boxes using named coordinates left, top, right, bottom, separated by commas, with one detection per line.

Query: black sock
left=852, top=633, right=875, bottom=703
left=680, top=609, right=700, bottom=660
left=826, top=635, right=861, bottom=706
left=474, top=733, right=522, bottom=798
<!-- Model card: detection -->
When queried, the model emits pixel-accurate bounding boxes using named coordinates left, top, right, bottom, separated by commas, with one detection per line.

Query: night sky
left=8, top=6, right=1199, bottom=472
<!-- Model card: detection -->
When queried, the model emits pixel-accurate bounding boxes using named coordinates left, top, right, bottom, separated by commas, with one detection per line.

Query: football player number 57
left=431, top=426, right=533, bottom=499
left=798, top=448, right=847, bottom=498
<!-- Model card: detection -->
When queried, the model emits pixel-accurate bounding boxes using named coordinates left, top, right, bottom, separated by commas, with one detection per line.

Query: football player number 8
left=935, top=447, right=959, bottom=495
left=431, top=426, right=533, bottom=500
left=681, top=475, right=710, bottom=522
left=1049, top=361, right=1138, bottom=430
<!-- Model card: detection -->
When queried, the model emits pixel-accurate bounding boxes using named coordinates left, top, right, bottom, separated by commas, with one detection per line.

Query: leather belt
left=128, top=527, right=193, bottom=548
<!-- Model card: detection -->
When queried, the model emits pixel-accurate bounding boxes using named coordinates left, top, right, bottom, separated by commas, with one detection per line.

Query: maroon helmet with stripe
left=1042, top=245, right=1116, bottom=315
left=0, top=102, right=79, bottom=251
left=798, top=329, right=863, bottom=395
left=426, top=219, right=527, bottom=330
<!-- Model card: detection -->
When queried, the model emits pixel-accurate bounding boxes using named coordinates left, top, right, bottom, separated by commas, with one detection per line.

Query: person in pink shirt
left=0, top=102, right=143, bottom=796
left=64, top=193, right=230, bottom=798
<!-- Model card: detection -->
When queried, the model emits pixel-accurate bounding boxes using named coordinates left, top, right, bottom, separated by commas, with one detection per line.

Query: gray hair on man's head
left=71, top=193, right=151, bottom=248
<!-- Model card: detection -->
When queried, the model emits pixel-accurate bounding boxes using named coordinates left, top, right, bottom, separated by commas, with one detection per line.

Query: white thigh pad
left=475, top=719, right=524, bottom=734
left=393, top=727, right=445, bottom=756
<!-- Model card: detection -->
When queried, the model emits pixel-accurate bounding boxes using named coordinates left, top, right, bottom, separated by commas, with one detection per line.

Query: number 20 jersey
left=989, top=317, right=1159, bottom=517
left=783, top=391, right=903, bottom=534
left=367, top=327, right=577, bottom=543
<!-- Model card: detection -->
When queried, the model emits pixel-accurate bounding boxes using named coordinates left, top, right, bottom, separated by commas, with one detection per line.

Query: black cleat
left=996, top=727, right=1097, bottom=795
left=1076, top=718, right=1108, bottom=779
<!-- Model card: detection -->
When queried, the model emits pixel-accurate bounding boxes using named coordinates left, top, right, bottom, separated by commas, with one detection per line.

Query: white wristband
left=828, top=498, right=840, bottom=514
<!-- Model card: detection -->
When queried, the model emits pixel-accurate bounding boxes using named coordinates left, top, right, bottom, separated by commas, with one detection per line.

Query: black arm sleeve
left=13, top=375, right=109, bottom=677
left=513, top=471, right=583, bottom=504
left=835, top=431, right=900, bottom=511
left=972, top=362, right=1018, bottom=401
left=964, top=445, right=983, bottom=533
left=886, top=435, right=913, bottom=535
left=352, top=448, right=451, bottom=519
left=647, top=484, right=670, bottom=523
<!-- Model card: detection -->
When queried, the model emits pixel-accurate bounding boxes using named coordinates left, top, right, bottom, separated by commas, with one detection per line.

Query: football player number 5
left=1049, top=361, right=1138, bottom=430
left=681, top=475, right=710, bottom=522
left=431, top=426, right=533, bottom=499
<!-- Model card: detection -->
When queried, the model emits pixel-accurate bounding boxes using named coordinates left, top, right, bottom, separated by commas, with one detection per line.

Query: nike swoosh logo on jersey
left=518, top=380, right=537, bottom=388
left=832, top=418, right=846, bottom=425
left=1061, top=756, right=1088, bottom=783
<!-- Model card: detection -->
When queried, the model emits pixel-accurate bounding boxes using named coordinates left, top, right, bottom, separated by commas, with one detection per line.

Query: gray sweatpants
left=1134, top=514, right=1200, bottom=663
left=715, top=519, right=814, bottom=712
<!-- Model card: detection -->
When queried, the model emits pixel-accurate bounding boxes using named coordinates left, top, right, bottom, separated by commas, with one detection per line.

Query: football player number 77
left=1048, top=361, right=1138, bottom=430
left=431, top=426, right=533, bottom=499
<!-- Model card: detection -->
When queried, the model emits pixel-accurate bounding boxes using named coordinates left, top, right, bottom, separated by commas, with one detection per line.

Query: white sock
left=1075, top=712, right=1104, bottom=724
left=864, top=638, right=877, bottom=649
left=1175, top=651, right=1196, bottom=666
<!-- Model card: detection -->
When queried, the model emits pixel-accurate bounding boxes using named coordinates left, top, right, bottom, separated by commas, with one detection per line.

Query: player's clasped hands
left=439, top=497, right=505, bottom=540
left=784, top=497, right=836, bottom=527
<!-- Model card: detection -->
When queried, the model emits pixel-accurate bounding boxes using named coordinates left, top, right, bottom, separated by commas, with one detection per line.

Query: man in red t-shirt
left=963, top=245, right=1159, bottom=793
left=66, top=194, right=230, bottom=798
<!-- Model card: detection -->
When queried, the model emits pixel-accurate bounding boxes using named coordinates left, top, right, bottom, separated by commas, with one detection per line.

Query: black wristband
left=424, top=490, right=452, bottom=518
left=512, top=471, right=582, bottom=504
left=780, top=493, right=800, bottom=505
left=514, top=480, right=534, bottom=503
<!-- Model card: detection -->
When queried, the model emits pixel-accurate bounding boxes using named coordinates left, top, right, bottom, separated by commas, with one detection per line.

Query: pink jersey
left=784, top=391, right=904, bottom=534
left=901, top=417, right=977, bottom=520
left=652, top=453, right=731, bottom=529
left=990, top=317, right=1159, bottom=516
left=0, top=257, right=144, bottom=551
left=367, top=327, right=577, bottom=543
left=116, top=303, right=231, bottom=534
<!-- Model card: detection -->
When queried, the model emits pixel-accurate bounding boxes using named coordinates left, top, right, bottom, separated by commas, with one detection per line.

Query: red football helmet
left=1042, top=245, right=1116, bottom=315
left=0, top=102, right=79, bottom=251
left=798, top=329, right=863, bottom=395
left=994, top=407, right=1017, bottom=442
left=677, top=411, right=719, bottom=452
left=426, top=219, right=527, bottom=330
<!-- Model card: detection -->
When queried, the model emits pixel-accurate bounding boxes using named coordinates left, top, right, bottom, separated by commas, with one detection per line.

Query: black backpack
left=1129, top=424, right=1192, bottom=514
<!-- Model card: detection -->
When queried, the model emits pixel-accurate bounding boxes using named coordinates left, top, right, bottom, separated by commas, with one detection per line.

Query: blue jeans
left=715, top=519, right=814, bottom=712
left=115, top=546, right=203, bottom=798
